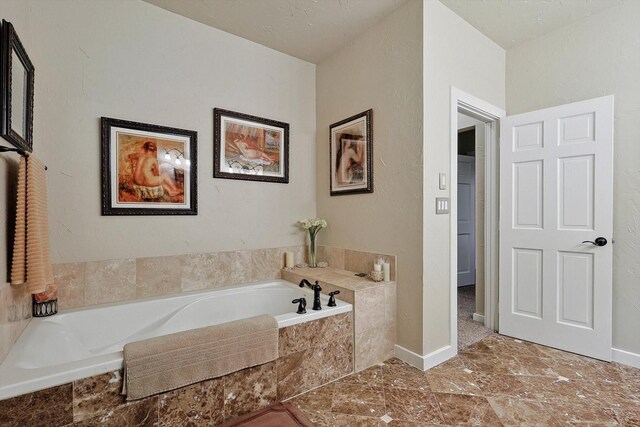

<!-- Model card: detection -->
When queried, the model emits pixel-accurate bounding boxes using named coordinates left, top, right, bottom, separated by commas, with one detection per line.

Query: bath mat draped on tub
left=122, top=314, right=279, bottom=401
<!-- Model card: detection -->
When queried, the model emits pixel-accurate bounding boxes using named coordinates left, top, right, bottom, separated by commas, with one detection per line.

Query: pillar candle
left=383, top=262, right=390, bottom=281
left=374, top=263, right=382, bottom=272
left=285, top=251, right=294, bottom=269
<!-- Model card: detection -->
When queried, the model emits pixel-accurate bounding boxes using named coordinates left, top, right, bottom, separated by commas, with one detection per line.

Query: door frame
left=449, top=87, right=505, bottom=354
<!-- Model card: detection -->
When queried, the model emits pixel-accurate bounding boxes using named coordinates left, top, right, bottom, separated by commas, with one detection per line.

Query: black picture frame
left=329, top=109, right=373, bottom=196
left=101, top=117, right=198, bottom=216
left=1, top=20, right=35, bottom=153
left=213, top=108, right=289, bottom=184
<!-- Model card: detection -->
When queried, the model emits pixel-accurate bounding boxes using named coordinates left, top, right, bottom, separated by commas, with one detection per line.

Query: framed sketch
left=101, top=117, right=197, bottom=215
left=330, top=109, right=373, bottom=196
left=214, top=108, right=289, bottom=183
left=1, top=20, right=35, bottom=153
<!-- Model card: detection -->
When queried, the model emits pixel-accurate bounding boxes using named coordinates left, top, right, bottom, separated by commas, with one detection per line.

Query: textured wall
left=506, top=1, right=640, bottom=355
left=422, top=0, right=505, bottom=354
left=316, top=0, right=424, bottom=354
left=0, top=0, right=316, bottom=269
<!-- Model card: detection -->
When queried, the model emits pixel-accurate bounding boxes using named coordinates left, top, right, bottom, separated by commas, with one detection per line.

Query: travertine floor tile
left=287, top=334, right=640, bottom=427
left=331, top=383, right=386, bottom=418
left=435, top=393, right=503, bottom=426
left=384, top=387, right=443, bottom=424
left=426, top=370, right=482, bottom=396
left=338, top=365, right=384, bottom=387
left=613, top=407, right=640, bottom=426
left=289, top=383, right=335, bottom=413
left=382, top=362, right=431, bottom=391
left=487, top=396, right=563, bottom=427
left=332, top=413, right=387, bottom=426
left=546, top=401, right=619, bottom=426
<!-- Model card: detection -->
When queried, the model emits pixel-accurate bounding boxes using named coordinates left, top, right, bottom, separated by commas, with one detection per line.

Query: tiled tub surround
left=51, top=245, right=307, bottom=310
left=282, top=265, right=396, bottom=372
left=0, top=282, right=31, bottom=364
left=315, top=245, right=397, bottom=281
left=0, top=312, right=354, bottom=427
left=0, top=281, right=351, bottom=400
left=50, top=245, right=394, bottom=312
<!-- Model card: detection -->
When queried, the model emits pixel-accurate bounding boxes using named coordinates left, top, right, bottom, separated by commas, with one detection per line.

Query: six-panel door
left=499, top=96, right=614, bottom=361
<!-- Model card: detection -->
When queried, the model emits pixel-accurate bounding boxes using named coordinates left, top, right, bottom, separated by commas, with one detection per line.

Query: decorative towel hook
left=0, top=146, right=48, bottom=170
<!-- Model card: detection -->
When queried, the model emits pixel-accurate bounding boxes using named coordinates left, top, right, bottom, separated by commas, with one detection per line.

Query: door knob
left=582, top=237, right=607, bottom=247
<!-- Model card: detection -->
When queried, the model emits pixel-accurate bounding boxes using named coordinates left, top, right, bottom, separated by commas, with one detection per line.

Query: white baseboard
left=394, top=344, right=456, bottom=371
left=472, top=313, right=485, bottom=323
left=612, top=347, right=640, bottom=369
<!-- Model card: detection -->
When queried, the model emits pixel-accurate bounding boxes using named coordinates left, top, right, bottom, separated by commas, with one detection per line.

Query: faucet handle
left=292, top=298, right=307, bottom=314
left=328, top=290, right=340, bottom=307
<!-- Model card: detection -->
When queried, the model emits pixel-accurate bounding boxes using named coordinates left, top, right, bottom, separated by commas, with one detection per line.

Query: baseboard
left=472, top=313, right=485, bottom=323
left=394, top=344, right=456, bottom=371
left=612, top=347, right=640, bottom=369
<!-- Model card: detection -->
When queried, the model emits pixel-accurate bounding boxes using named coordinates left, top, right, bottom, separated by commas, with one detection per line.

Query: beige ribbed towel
left=122, top=314, right=279, bottom=401
left=10, top=155, right=54, bottom=294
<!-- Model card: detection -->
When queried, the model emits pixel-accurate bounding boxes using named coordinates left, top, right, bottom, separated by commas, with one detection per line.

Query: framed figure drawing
left=213, top=108, right=289, bottom=184
left=101, top=117, right=197, bottom=215
left=330, top=109, right=373, bottom=196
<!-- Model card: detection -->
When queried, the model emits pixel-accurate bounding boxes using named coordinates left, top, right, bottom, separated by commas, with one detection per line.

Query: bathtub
left=0, top=279, right=351, bottom=400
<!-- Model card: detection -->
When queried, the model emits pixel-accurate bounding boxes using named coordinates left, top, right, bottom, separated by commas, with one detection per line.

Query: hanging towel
left=11, top=155, right=54, bottom=295
left=122, top=314, right=279, bottom=401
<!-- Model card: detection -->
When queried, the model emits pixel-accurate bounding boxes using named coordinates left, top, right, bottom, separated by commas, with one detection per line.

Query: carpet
left=458, top=285, right=494, bottom=349
left=219, top=402, right=315, bottom=427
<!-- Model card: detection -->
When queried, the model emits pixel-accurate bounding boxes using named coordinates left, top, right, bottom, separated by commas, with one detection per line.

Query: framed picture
left=101, top=117, right=197, bottom=215
left=214, top=108, right=289, bottom=183
left=1, top=20, right=35, bottom=153
left=330, top=109, right=373, bottom=196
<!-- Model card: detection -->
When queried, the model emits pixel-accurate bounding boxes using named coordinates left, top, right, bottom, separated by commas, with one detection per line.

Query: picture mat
left=110, top=126, right=191, bottom=209
left=331, top=116, right=369, bottom=192
left=219, top=116, right=286, bottom=178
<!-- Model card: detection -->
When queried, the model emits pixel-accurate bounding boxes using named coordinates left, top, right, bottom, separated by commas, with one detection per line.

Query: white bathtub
left=0, top=280, right=351, bottom=400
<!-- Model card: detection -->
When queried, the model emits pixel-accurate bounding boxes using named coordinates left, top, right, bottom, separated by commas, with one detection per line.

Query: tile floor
left=288, top=334, right=640, bottom=426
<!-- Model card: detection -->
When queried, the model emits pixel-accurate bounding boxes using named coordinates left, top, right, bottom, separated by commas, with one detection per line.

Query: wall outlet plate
left=436, top=197, right=449, bottom=214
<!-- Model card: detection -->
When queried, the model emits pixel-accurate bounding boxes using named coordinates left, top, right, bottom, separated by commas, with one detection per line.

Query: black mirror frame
left=1, top=19, right=34, bottom=153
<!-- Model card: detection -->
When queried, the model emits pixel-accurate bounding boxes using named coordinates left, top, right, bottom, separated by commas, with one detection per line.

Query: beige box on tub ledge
left=282, top=266, right=396, bottom=372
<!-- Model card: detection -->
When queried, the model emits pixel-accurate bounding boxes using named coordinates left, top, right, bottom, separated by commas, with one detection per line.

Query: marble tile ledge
left=281, top=267, right=395, bottom=293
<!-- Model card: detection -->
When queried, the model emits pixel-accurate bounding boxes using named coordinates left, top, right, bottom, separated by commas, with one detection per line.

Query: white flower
left=298, top=219, right=312, bottom=229
left=298, top=218, right=327, bottom=230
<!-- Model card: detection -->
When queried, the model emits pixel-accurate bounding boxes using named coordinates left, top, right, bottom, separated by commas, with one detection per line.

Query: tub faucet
left=299, top=279, right=322, bottom=310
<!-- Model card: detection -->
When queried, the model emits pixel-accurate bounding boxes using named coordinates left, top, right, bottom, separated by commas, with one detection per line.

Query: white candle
left=374, top=263, right=382, bottom=272
left=383, top=262, right=390, bottom=281
left=285, top=251, right=294, bottom=269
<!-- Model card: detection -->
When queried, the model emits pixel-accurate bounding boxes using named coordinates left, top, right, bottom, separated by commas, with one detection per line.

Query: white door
left=458, top=155, right=476, bottom=287
left=499, top=96, right=613, bottom=361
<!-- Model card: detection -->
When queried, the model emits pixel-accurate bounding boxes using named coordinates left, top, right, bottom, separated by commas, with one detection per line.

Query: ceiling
left=440, top=0, right=622, bottom=49
left=143, top=0, right=408, bottom=64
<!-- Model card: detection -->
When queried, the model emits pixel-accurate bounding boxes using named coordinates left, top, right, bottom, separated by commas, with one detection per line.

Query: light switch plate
left=436, top=197, right=449, bottom=214
left=439, top=173, right=447, bottom=190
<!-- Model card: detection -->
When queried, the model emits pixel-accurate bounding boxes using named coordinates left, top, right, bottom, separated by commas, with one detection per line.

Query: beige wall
left=0, top=0, right=316, bottom=272
left=0, top=0, right=315, bottom=362
left=506, top=1, right=640, bottom=355
left=316, top=0, right=424, bottom=353
left=423, top=0, right=505, bottom=354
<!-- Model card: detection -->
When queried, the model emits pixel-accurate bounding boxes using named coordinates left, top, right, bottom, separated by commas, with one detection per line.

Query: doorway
left=449, top=87, right=505, bottom=356
left=456, top=113, right=493, bottom=349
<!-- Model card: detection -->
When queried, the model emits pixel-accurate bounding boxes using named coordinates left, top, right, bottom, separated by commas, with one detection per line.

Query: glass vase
left=308, top=232, right=317, bottom=268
